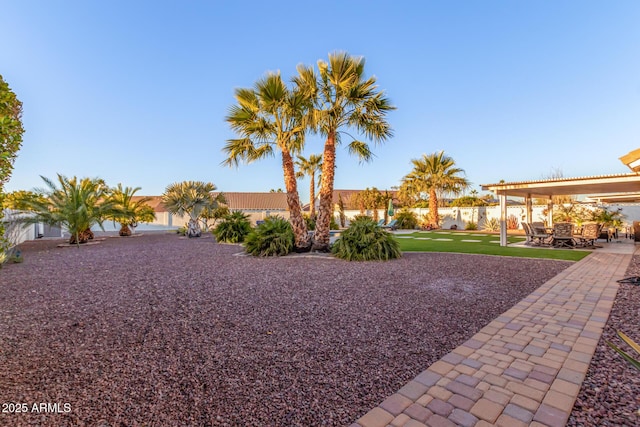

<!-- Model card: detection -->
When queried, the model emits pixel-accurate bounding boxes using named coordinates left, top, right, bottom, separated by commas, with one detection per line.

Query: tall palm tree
left=294, top=52, right=395, bottom=250
left=18, top=174, right=114, bottom=246
left=295, top=153, right=322, bottom=219
left=162, top=181, right=225, bottom=238
left=107, top=184, right=156, bottom=236
left=223, top=72, right=311, bottom=250
left=401, top=151, right=470, bottom=228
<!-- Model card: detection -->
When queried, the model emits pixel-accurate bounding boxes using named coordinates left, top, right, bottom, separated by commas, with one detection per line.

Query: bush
left=304, top=214, right=316, bottom=231
left=482, top=218, right=500, bottom=232
left=330, top=216, right=340, bottom=230
left=332, top=216, right=401, bottom=261
left=213, top=211, right=252, bottom=243
left=244, top=216, right=294, bottom=257
left=394, top=209, right=418, bottom=229
left=465, top=222, right=478, bottom=230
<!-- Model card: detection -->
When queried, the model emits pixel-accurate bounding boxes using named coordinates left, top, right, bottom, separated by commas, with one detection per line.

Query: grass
left=394, top=230, right=591, bottom=261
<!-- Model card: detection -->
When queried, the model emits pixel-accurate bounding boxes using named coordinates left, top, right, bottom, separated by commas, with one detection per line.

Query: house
left=132, top=192, right=291, bottom=227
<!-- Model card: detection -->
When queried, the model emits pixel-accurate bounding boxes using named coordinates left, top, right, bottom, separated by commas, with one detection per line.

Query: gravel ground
left=0, top=232, right=571, bottom=426
left=568, top=254, right=640, bottom=427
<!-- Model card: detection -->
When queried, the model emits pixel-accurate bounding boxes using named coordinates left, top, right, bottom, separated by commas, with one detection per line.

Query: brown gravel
left=0, top=232, right=571, bottom=426
left=568, top=254, right=640, bottom=427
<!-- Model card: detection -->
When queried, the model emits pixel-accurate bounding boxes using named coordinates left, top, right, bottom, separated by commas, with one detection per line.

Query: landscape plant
left=400, top=151, right=469, bottom=228
left=107, top=184, right=156, bottom=236
left=223, top=72, right=311, bottom=251
left=606, top=331, right=640, bottom=371
left=213, top=211, right=252, bottom=243
left=16, top=174, right=114, bottom=246
left=332, top=216, right=401, bottom=261
left=295, top=153, right=322, bottom=219
left=294, top=52, right=394, bottom=251
left=394, top=209, right=418, bottom=229
left=465, top=222, right=478, bottom=230
left=0, top=75, right=25, bottom=260
left=162, top=181, right=225, bottom=238
left=244, top=216, right=294, bottom=257
left=482, top=217, right=500, bottom=232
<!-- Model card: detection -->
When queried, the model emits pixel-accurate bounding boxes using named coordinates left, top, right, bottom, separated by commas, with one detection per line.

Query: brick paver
left=353, top=244, right=635, bottom=426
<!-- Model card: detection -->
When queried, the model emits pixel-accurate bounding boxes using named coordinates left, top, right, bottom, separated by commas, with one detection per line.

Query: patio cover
left=481, top=173, right=640, bottom=246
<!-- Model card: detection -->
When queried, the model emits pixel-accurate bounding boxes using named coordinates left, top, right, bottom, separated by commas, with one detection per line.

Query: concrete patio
left=352, top=241, right=637, bottom=427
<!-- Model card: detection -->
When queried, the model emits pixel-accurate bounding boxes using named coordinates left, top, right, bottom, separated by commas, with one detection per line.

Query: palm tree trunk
left=429, top=188, right=439, bottom=228
left=281, top=150, right=310, bottom=250
left=314, top=131, right=336, bottom=251
left=309, top=174, right=316, bottom=220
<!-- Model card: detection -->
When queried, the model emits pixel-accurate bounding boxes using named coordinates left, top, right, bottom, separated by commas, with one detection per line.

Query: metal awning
left=480, top=173, right=640, bottom=246
left=481, top=173, right=640, bottom=199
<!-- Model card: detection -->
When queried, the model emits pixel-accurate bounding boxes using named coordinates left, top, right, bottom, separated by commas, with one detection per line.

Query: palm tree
left=18, top=174, right=114, bottom=246
left=162, top=181, right=225, bottom=238
left=107, top=184, right=156, bottom=236
left=401, top=151, right=470, bottom=228
left=294, top=52, right=395, bottom=250
left=295, top=153, right=322, bottom=219
left=223, top=72, right=311, bottom=250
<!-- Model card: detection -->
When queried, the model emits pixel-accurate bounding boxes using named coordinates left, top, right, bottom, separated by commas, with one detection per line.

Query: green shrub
left=304, top=214, right=316, bottom=231
left=465, top=222, right=478, bottom=230
left=482, top=218, right=500, bottom=232
left=394, top=209, right=418, bottom=229
left=213, top=211, right=252, bottom=243
left=244, top=216, right=294, bottom=257
left=176, top=226, right=187, bottom=235
left=332, top=216, right=401, bottom=261
left=330, top=216, right=340, bottom=230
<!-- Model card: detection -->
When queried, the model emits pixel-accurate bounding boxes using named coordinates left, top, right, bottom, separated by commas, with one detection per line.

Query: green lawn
left=394, top=230, right=591, bottom=261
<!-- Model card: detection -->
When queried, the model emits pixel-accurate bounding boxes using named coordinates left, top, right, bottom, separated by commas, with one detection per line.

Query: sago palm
left=294, top=52, right=395, bottom=250
left=19, top=174, right=114, bottom=246
left=107, top=184, right=156, bottom=236
left=401, top=151, right=470, bottom=228
left=162, top=181, right=224, bottom=238
left=295, top=153, right=322, bottom=219
left=223, top=72, right=311, bottom=250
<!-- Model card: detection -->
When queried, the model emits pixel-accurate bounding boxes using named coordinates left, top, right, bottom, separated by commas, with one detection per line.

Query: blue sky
left=3, top=1, right=640, bottom=202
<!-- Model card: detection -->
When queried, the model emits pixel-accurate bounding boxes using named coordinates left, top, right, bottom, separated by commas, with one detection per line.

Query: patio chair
left=377, top=219, right=385, bottom=226
left=552, top=222, right=575, bottom=248
left=523, top=222, right=552, bottom=246
left=383, top=219, right=398, bottom=230
left=576, top=222, right=601, bottom=248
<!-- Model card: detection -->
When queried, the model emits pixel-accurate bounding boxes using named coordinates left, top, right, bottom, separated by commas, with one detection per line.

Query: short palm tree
left=295, top=153, right=322, bottom=219
left=107, top=184, right=156, bottom=236
left=294, top=52, right=394, bottom=250
left=223, top=72, right=311, bottom=250
left=162, top=181, right=224, bottom=238
left=18, top=174, right=114, bottom=246
left=401, top=151, right=470, bottom=228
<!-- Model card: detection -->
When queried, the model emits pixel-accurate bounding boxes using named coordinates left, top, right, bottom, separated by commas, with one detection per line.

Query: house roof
left=131, top=196, right=166, bottom=213
left=215, top=192, right=289, bottom=210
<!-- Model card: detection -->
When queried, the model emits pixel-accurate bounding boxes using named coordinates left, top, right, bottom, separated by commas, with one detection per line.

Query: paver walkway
left=351, top=243, right=637, bottom=427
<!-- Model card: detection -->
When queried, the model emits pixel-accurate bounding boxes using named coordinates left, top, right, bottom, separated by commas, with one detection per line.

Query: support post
left=500, top=193, right=508, bottom=246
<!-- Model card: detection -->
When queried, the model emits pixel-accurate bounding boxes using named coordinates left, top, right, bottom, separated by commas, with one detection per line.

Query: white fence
left=337, top=204, right=640, bottom=230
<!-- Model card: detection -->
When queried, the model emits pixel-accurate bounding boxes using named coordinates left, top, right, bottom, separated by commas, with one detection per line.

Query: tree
left=294, top=52, right=394, bottom=251
left=107, top=184, right=156, bottom=236
left=295, top=153, right=322, bottom=219
left=353, top=187, right=384, bottom=220
left=223, top=72, right=311, bottom=250
left=162, top=181, right=225, bottom=238
left=0, top=75, right=25, bottom=258
left=401, top=151, right=470, bottom=228
left=17, top=174, right=114, bottom=246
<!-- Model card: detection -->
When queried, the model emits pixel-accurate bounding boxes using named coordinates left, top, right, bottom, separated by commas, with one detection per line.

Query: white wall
left=337, top=203, right=640, bottom=230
